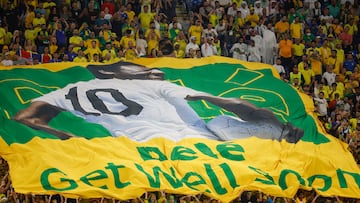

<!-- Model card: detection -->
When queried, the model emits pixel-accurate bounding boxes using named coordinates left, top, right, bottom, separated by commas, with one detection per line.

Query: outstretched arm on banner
left=13, top=101, right=75, bottom=140
left=185, top=93, right=304, bottom=143
left=185, top=93, right=284, bottom=125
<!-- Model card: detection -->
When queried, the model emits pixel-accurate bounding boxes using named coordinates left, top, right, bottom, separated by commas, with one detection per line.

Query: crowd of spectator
left=1, top=0, right=360, bottom=201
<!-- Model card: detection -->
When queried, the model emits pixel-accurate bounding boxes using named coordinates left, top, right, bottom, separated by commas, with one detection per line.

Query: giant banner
left=0, top=56, right=359, bottom=202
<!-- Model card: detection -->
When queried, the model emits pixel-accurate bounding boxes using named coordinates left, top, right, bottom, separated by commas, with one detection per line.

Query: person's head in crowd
left=335, top=73, right=343, bottom=83
left=327, top=64, right=335, bottom=73
left=174, top=42, right=180, bottom=51
left=67, top=44, right=74, bottom=53
left=305, top=28, right=312, bottom=36
left=293, top=65, right=299, bottom=73
left=77, top=49, right=85, bottom=58
left=57, top=20, right=63, bottom=30
left=207, top=22, right=213, bottom=30
left=269, top=0, right=277, bottom=9
left=190, top=36, right=196, bottom=43
left=275, top=57, right=282, bottom=65
left=126, top=3, right=132, bottom=11
left=310, top=40, right=316, bottom=49
left=125, top=29, right=132, bottom=37
left=2, top=46, right=9, bottom=54
left=249, top=39, right=255, bottom=47
left=215, top=1, right=220, bottom=8
left=315, top=36, right=322, bottom=45
left=173, top=21, right=179, bottom=30
left=149, top=21, right=156, bottom=30
left=294, top=38, right=301, bottom=44
left=330, top=49, right=337, bottom=58
left=241, top=1, right=247, bottom=8
left=196, top=48, right=202, bottom=58
left=98, top=10, right=105, bottom=19
left=130, top=19, right=137, bottom=29
left=195, top=19, right=201, bottom=26
left=111, top=32, right=117, bottom=40
left=71, top=0, right=80, bottom=10
left=143, top=4, right=149, bottom=13
left=266, top=22, right=273, bottom=30
left=89, top=31, right=96, bottom=39
left=72, top=29, right=80, bottom=36
left=331, top=82, right=338, bottom=91
left=102, top=22, right=109, bottom=31
left=303, top=60, right=310, bottom=70
left=282, top=32, right=289, bottom=40
left=105, top=42, right=112, bottom=50
left=43, top=46, right=50, bottom=54
left=35, top=10, right=42, bottom=19
left=249, top=29, right=256, bottom=36
left=92, top=53, right=100, bottom=62
left=281, top=15, right=287, bottom=22
left=53, top=52, right=60, bottom=59
left=279, top=72, right=287, bottom=81
left=249, top=7, right=254, bottom=14
left=231, top=2, right=237, bottom=9
left=322, top=39, right=329, bottom=47
left=32, top=57, right=40, bottom=65
left=128, top=40, right=134, bottom=49
left=289, top=7, right=296, bottom=15
left=90, top=40, right=97, bottom=48
left=188, top=48, right=196, bottom=58
left=236, top=10, right=242, bottom=18
left=2, top=51, right=11, bottom=60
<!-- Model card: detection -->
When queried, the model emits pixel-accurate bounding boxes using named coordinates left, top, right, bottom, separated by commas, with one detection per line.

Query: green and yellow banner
left=0, top=56, right=359, bottom=202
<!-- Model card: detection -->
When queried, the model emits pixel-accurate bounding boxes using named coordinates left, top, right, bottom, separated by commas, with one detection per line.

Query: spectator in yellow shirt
left=84, top=40, right=102, bottom=61
left=120, top=29, right=137, bottom=50
left=326, top=49, right=341, bottom=74
left=138, top=4, right=155, bottom=32
left=335, top=43, right=345, bottom=64
left=25, top=5, right=36, bottom=29
left=300, top=60, right=315, bottom=86
left=0, top=25, right=6, bottom=50
left=146, top=23, right=161, bottom=55
left=297, top=55, right=309, bottom=72
left=275, top=16, right=290, bottom=39
left=32, top=11, right=46, bottom=33
left=319, top=39, right=331, bottom=62
left=278, top=32, right=293, bottom=73
left=111, top=33, right=120, bottom=51
left=124, top=3, right=135, bottom=22
left=69, top=29, right=84, bottom=53
left=245, top=7, right=259, bottom=28
left=174, top=43, right=184, bottom=58
left=290, top=16, right=303, bottom=39
left=188, top=19, right=203, bottom=45
left=24, top=24, right=38, bottom=45
left=90, top=53, right=100, bottom=63
left=101, top=42, right=117, bottom=61
left=124, top=40, right=137, bottom=61
left=73, top=49, right=88, bottom=62
left=292, top=38, right=305, bottom=64
left=84, top=31, right=100, bottom=49
left=309, top=51, right=323, bottom=84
